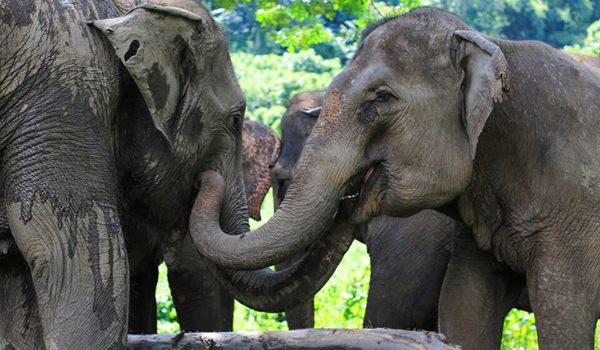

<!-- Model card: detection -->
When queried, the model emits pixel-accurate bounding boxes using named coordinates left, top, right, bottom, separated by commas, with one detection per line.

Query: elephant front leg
left=7, top=198, right=128, bottom=349
left=438, top=233, right=523, bottom=350
left=527, top=240, right=599, bottom=350
left=166, top=234, right=233, bottom=332
left=128, top=259, right=159, bottom=334
left=0, top=257, right=43, bottom=349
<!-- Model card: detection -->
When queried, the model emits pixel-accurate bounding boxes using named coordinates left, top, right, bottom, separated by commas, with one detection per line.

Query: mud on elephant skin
left=272, top=91, right=464, bottom=331
left=191, top=8, right=600, bottom=350
left=0, top=1, right=324, bottom=348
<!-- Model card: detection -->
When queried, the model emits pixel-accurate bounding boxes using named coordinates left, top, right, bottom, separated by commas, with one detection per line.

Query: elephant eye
left=374, top=89, right=395, bottom=103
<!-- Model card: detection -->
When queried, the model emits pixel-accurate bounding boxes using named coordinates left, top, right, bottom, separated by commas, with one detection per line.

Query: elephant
left=271, top=91, right=460, bottom=331
left=242, top=119, right=281, bottom=222
left=190, top=8, right=600, bottom=350
left=269, top=91, right=323, bottom=329
left=1, top=1, right=328, bottom=348
left=128, top=118, right=279, bottom=334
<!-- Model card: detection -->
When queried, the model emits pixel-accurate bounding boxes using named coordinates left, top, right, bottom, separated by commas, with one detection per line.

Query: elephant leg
left=438, top=233, right=523, bottom=350
left=166, top=235, right=233, bottom=332
left=4, top=132, right=128, bottom=348
left=128, top=258, right=159, bottom=334
left=363, top=215, right=451, bottom=331
left=277, top=253, right=315, bottom=329
left=168, top=264, right=233, bottom=331
left=0, top=257, right=43, bottom=349
left=526, top=243, right=599, bottom=350
left=7, top=198, right=128, bottom=349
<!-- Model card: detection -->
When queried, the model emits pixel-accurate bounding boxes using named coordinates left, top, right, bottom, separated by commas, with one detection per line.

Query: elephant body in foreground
left=192, top=8, right=600, bottom=350
left=0, top=1, right=266, bottom=347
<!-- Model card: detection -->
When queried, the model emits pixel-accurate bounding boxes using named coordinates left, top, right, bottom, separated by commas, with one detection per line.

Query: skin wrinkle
left=1, top=0, right=258, bottom=344
left=273, top=97, right=463, bottom=329
left=253, top=8, right=598, bottom=349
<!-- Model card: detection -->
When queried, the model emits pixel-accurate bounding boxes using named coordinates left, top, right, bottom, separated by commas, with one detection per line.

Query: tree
left=564, top=19, right=600, bottom=55
left=210, top=0, right=421, bottom=58
left=429, top=0, right=598, bottom=48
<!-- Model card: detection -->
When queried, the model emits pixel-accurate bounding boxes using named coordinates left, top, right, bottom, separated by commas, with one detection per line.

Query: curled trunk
left=207, top=220, right=354, bottom=311
left=190, top=139, right=353, bottom=270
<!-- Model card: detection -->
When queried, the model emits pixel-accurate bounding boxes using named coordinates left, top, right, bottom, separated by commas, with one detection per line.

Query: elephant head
left=91, top=3, right=352, bottom=312
left=271, top=91, right=323, bottom=208
left=188, top=9, right=508, bottom=272
left=242, top=120, right=280, bottom=220
left=93, top=3, right=248, bottom=235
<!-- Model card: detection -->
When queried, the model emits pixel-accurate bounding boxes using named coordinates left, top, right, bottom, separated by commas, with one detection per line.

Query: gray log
left=127, top=328, right=459, bottom=350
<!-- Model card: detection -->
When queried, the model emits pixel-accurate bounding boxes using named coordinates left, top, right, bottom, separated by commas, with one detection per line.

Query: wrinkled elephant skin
left=191, top=8, right=600, bottom=350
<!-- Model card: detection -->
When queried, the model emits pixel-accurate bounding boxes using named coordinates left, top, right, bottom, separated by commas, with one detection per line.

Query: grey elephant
left=271, top=91, right=459, bottom=330
left=0, top=1, right=322, bottom=348
left=191, top=8, right=600, bottom=350
left=129, top=118, right=279, bottom=334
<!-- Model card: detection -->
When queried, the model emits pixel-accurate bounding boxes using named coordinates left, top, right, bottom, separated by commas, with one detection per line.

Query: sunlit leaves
left=213, top=0, right=420, bottom=51
left=564, top=20, right=600, bottom=55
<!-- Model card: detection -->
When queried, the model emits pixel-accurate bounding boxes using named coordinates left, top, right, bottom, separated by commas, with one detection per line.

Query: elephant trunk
left=192, top=129, right=356, bottom=310
left=207, top=220, right=354, bottom=311
left=189, top=122, right=358, bottom=270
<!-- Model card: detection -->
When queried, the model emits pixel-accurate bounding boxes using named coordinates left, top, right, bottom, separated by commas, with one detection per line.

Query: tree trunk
left=127, top=328, right=458, bottom=350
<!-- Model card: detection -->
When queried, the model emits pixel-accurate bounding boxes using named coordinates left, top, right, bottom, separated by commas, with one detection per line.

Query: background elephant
left=191, top=8, right=600, bottom=350
left=272, top=91, right=461, bottom=330
left=242, top=120, right=281, bottom=222
left=1, top=1, right=316, bottom=348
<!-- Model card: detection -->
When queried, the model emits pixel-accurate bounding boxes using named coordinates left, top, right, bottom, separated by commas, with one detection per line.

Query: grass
left=156, top=190, right=600, bottom=349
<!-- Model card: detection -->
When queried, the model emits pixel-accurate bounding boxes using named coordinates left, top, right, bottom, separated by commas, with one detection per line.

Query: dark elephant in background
left=269, top=91, right=323, bottom=329
left=272, top=91, right=460, bottom=330
left=0, top=1, right=325, bottom=348
left=191, top=8, right=600, bottom=350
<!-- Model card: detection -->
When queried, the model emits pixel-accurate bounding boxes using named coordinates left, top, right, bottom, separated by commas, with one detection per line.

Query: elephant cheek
left=352, top=170, right=385, bottom=224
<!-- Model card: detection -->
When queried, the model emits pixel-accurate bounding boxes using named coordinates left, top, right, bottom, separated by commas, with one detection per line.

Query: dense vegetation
left=156, top=1, right=600, bottom=348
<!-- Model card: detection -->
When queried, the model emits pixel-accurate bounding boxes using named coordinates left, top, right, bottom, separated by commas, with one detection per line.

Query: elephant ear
left=91, top=4, right=204, bottom=144
left=241, top=120, right=281, bottom=221
left=454, top=30, right=509, bottom=159
left=301, top=106, right=322, bottom=118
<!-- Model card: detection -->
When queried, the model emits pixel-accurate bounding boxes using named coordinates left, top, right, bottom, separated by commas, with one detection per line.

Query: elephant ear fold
left=454, top=30, right=509, bottom=159
left=91, top=4, right=204, bottom=144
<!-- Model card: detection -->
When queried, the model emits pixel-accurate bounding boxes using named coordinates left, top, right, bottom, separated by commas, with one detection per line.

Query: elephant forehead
left=318, top=90, right=343, bottom=125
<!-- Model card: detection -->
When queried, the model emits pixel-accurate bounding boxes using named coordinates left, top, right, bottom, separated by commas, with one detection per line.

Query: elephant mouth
left=339, top=164, right=377, bottom=217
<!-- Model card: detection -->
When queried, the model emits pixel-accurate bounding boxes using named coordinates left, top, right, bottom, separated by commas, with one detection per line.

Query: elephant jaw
left=339, top=165, right=377, bottom=220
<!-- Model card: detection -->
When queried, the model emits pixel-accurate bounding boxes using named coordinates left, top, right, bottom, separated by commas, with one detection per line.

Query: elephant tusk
left=341, top=193, right=359, bottom=200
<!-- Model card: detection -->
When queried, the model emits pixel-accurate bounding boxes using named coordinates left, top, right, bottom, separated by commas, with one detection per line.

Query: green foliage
left=428, top=0, right=599, bottom=48
left=501, top=310, right=538, bottom=350
left=211, top=0, right=421, bottom=55
left=231, top=50, right=341, bottom=134
left=213, top=0, right=598, bottom=57
left=156, top=263, right=180, bottom=334
left=565, top=20, right=600, bottom=55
